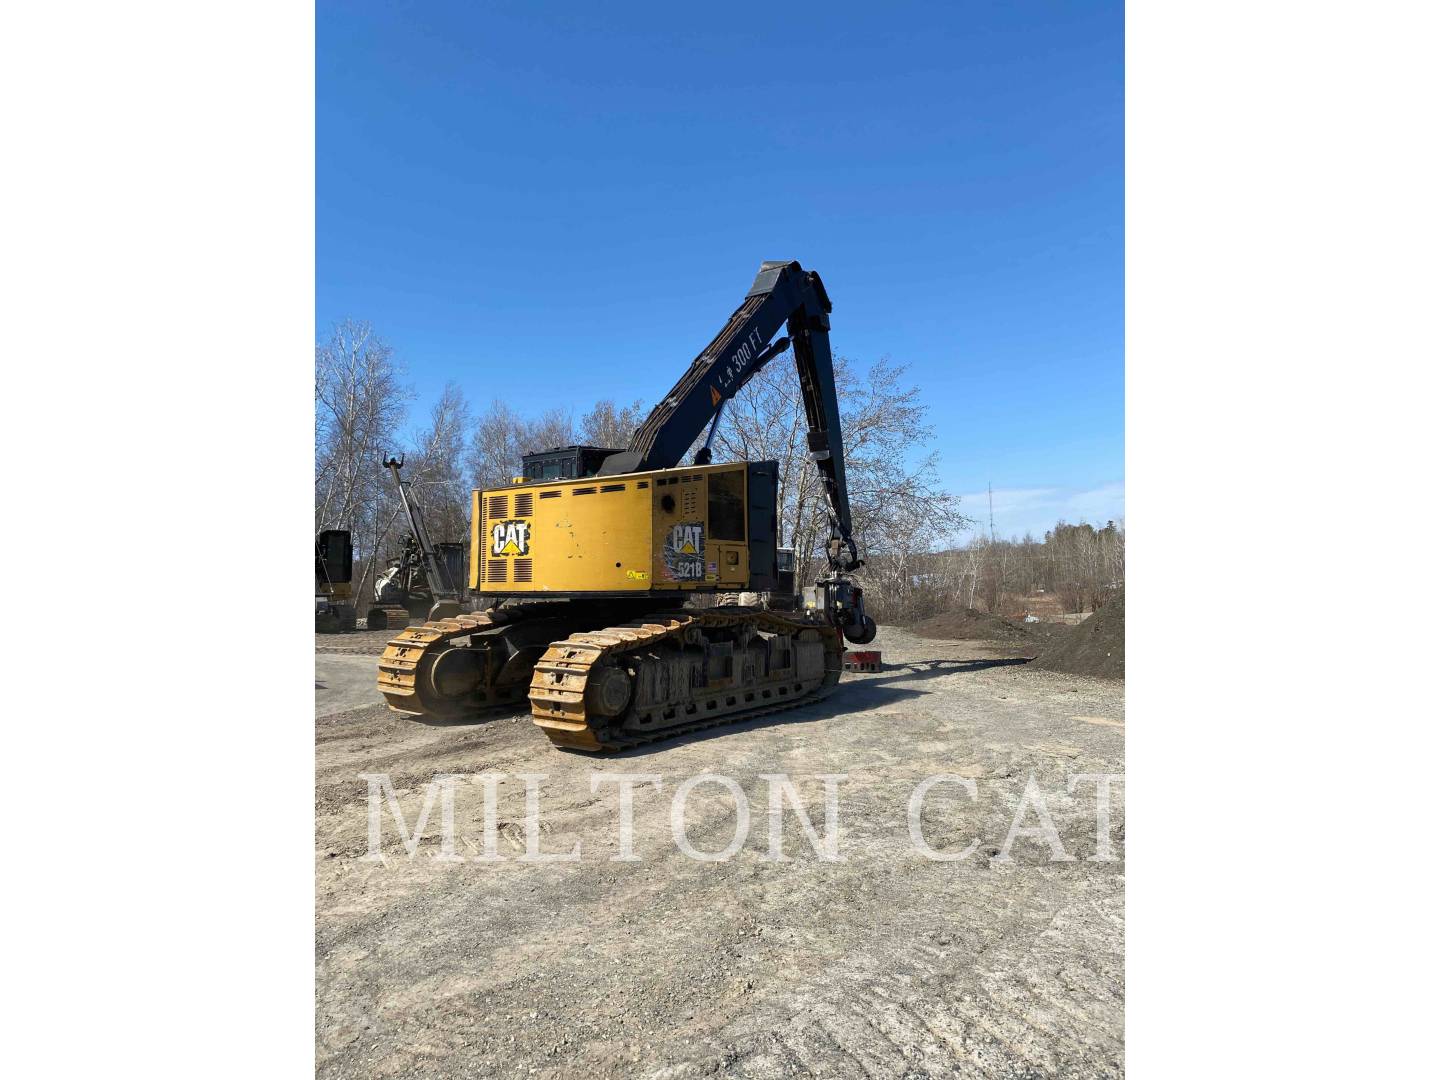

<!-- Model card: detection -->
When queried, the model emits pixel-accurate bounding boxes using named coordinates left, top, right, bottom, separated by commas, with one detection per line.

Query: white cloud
left=955, top=481, right=1125, bottom=541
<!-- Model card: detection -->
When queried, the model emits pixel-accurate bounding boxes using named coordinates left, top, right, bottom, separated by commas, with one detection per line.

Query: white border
left=5, top=0, right=1437, bottom=1071
left=4, top=3, right=314, bottom=1073
left=1130, top=0, right=1436, bottom=1072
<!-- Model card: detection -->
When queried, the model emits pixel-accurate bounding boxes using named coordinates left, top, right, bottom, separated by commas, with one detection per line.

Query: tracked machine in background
left=378, top=261, right=876, bottom=750
left=315, top=529, right=357, bottom=632
left=366, top=457, right=469, bottom=630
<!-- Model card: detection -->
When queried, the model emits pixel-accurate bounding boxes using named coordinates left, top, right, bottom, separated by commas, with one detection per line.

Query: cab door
left=707, top=467, right=748, bottom=587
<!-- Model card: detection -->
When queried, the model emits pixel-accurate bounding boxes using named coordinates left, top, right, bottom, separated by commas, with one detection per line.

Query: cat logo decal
left=490, top=519, right=531, bottom=557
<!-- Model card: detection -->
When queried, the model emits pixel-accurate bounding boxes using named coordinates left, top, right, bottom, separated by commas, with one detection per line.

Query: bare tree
left=314, top=320, right=410, bottom=533
left=579, top=398, right=647, bottom=448
left=958, top=543, right=983, bottom=609
left=710, top=351, right=972, bottom=594
left=400, top=382, right=472, bottom=545
left=1104, top=519, right=1126, bottom=598
left=313, top=320, right=414, bottom=611
left=466, top=401, right=574, bottom=491
left=1041, top=521, right=1124, bottom=613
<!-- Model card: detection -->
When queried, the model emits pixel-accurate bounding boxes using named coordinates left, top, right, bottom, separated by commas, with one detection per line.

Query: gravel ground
left=316, top=625, right=1125, bottom=1078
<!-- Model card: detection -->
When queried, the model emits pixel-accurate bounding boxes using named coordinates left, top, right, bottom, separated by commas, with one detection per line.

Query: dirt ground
left=316, top=626, right=1125, bottom=1078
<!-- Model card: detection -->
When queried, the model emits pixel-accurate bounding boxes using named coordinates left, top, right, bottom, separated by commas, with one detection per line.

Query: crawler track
left=367, top=605, right=412, bottom=631
left=378, top=603, right=548, bottom=719
left=377, top=600, right=677, bottom=723
left=381, top=603, right=844, bottom=751
left=529, top=608, right=843, bottom=751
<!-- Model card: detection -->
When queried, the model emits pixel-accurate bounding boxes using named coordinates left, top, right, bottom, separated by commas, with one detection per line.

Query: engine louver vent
left=514, top=492, right=534, bottom=517
left=513, top=558, right=533, bottom=583
left=539, top=490, right=561, bottom=499
left=487, top=494, right=509, bottom=518
left=485, top=559, right=508, bottom=583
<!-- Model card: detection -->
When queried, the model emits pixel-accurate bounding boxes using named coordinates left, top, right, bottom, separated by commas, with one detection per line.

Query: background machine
left=314, top=529, right=356, bottom=633
left=366, top=457, right=468, bottom=630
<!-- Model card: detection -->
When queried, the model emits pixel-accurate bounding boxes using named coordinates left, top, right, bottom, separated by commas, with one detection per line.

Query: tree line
left=315, top=318, right=1120, bottom=622
left=859, top=520, right=1125, bottom=625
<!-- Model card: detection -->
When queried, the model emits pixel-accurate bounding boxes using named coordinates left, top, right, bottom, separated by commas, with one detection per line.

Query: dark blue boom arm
left=597, top=260, right=861, bottom=573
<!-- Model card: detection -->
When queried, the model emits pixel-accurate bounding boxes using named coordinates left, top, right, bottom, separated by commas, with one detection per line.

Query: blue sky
left=318, top=1, right=1123, bottom=540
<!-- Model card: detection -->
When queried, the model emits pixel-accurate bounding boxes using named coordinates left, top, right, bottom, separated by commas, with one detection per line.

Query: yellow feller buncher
left=377, top=261, right=876, bottom=750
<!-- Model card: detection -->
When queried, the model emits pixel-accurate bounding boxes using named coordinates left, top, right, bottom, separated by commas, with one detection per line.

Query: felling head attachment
left=802, top=577, right=878, bottom=646
left=827, top=534, right=864, bottom=575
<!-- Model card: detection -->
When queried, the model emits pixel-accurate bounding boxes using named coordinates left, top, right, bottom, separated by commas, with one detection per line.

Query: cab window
left=707, top=470, right=745, bottom=541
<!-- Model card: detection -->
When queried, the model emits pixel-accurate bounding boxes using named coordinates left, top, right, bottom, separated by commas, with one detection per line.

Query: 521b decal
left=663, top=521, right=705, bottom=581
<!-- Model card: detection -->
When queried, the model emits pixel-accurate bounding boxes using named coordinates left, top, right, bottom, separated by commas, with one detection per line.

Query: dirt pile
left=909, top=607, right=1050, bottom=643
left=1033, top=596, right=1125, bottom=679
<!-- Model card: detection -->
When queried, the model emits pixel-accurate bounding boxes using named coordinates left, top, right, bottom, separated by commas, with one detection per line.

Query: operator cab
left=521, top=445, right=625, bottom=482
